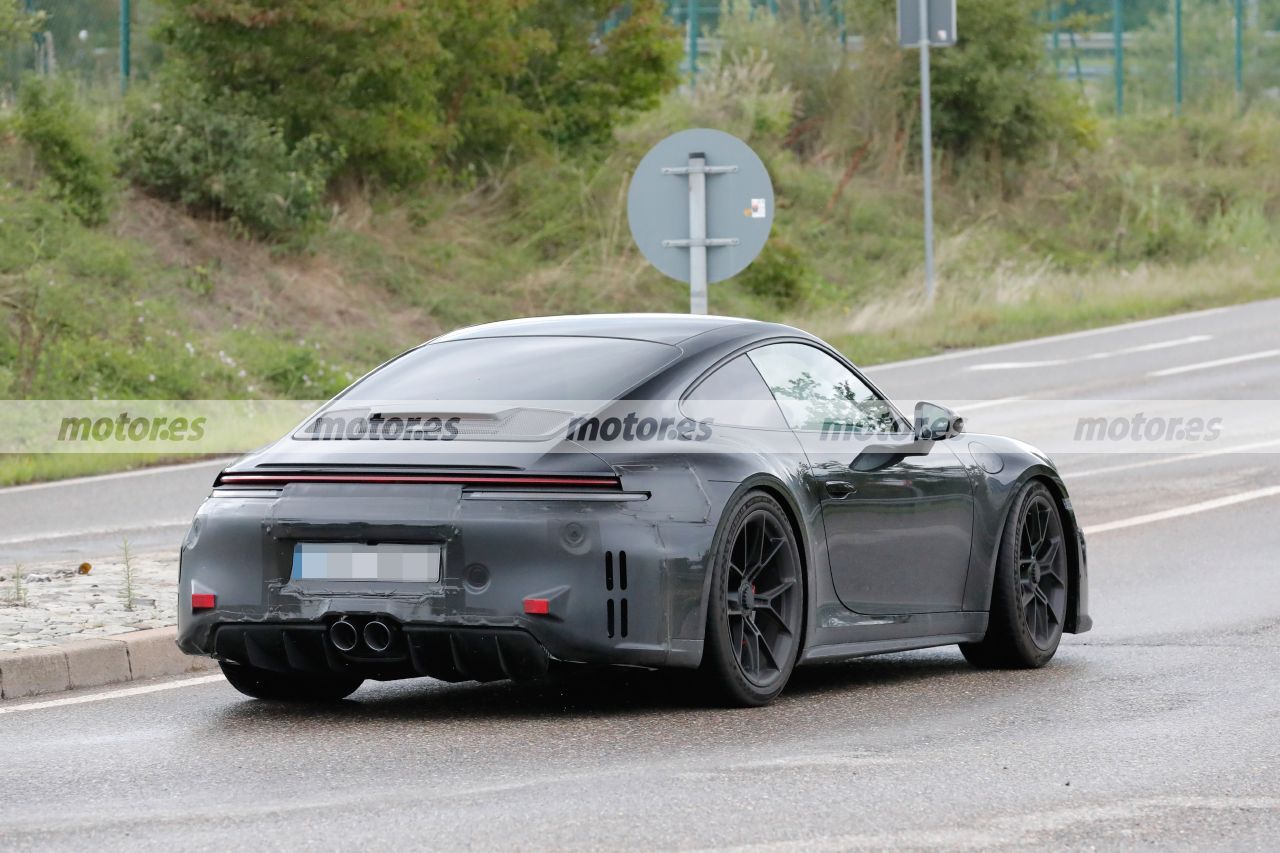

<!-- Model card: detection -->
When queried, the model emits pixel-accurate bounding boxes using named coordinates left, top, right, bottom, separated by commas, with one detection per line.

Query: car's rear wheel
left=961, top=480, right=1069, bottom=669
left=219, top=661, right=364, bottom=701
left=702, top=491, right=804, bottom=707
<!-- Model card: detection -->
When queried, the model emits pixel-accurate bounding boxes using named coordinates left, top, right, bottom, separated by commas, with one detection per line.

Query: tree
left=850, top=0, right=1095, bottom=175
left=2, top=0, right=44, bottom=50
left=155, top=0, right=680, bottom=185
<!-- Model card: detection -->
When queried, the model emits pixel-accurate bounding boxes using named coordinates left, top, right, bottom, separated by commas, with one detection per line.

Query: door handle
left=824, top=480, right=858, bottom=499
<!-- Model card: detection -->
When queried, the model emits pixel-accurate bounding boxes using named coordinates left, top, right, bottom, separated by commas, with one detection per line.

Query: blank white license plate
left=291, top=543, right=442, bottom=583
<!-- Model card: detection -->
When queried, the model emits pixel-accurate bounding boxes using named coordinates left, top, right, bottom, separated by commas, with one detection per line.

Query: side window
left=747, top=343, right=901, bottom=433
left=683, top=355, right=790, bottom=429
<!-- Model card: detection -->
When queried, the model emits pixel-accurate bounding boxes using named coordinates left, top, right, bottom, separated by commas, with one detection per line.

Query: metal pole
left=688, top=153, right=708, bottom=315
left=1113, top=0, right=1124, bottom=117
left=917, top=0, right=936, bottom=301
left=1174, top=0, right=1183, bottom=115
left=1235, top=0, right=1245, bottom=105
left=120, top=0, right=131, bottom=93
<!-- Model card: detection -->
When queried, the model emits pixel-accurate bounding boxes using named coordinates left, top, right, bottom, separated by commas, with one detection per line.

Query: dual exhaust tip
left=329, top=618, right=394, bottom=654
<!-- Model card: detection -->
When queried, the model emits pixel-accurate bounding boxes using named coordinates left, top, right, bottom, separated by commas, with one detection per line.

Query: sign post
left=627, top=129, right=775, bottom=315
left=898, top=0, right=956, bottom=303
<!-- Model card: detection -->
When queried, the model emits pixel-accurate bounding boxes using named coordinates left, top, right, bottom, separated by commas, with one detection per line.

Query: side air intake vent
left=604, top=550, right=629, bottom=638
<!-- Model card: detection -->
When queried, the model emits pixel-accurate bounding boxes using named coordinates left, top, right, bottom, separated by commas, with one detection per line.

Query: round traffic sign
left=626, top=128, right=774, bottom=285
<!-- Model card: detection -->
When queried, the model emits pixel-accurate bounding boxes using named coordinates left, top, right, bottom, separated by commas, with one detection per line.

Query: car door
left=747, top=342, right=975, bottom=614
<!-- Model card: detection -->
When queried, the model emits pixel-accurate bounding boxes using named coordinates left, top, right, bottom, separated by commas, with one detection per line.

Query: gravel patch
left=0, top=551, right=177, bottom=651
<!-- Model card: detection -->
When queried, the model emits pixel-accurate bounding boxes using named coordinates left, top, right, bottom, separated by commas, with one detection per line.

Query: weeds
left=120, top=538, right=136, bottom=612
left=9, top=565, right=28, bottom=608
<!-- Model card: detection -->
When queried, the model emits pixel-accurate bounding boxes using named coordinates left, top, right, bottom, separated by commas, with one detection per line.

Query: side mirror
left=914, top=401, right=964, bottom=441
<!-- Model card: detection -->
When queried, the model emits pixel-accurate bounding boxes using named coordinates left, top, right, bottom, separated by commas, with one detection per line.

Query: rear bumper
left=213, top=622, right=551, bottom=682
left=176, top=481, right=716, bottom=673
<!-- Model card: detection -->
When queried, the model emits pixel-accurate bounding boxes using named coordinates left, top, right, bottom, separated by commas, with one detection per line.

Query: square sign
left=897, top=0, right=957, bottom=48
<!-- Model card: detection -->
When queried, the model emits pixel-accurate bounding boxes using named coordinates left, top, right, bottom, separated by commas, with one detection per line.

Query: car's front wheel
left=219, top=661, right=364, bottom=701
left=702, top=491, right=804, bottom=707
left=961, top=480, right=1069, bottom=669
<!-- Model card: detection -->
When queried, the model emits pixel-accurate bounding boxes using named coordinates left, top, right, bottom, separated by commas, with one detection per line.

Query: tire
left=219, top=661, right=364, bottom=702
left=961, top=481, right=1070, bottom=669
left=702, top=491, right=804, bottom=707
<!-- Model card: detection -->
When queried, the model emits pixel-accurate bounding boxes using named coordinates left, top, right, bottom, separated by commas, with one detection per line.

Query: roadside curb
left=0, top=627, right=214, bottom=700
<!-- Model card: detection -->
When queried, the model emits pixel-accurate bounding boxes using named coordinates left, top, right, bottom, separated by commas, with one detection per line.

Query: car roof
left=431, top=313, right=808, bottom=346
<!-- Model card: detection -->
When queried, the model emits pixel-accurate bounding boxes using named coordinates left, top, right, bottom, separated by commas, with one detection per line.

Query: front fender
left=958, top=435, right=1091, bottom=634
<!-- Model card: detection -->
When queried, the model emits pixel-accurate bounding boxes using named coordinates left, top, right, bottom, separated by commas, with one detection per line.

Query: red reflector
left=191, top=593, right=216, bottom=611
left=523, top=598, right=550, bottom=615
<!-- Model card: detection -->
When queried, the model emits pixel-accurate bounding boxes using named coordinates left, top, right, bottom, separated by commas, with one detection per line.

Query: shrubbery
left=13, top=77, right=114, bottom=226
left=154, top=0, right=680, bottom=185
left=118, top=93, right=341, bottom=240
left=736, top=240, right=816, bottom=307
left=719, top=1, right=1096, bottom=182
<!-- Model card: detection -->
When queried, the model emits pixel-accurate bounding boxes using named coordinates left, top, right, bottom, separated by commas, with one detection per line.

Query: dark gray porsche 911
left=178, top=313, right=1090, bottom=706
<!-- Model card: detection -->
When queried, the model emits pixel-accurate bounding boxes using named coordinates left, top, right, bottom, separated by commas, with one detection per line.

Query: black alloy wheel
left=961, top=481, right=1070, bottom=669
left=703, top=491, right=804, bottom=706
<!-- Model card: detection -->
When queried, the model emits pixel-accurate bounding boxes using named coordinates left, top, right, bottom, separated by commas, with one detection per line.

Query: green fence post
left=1113, top=0, right=1124, bottom=117
left=1069, top=28, right=1085, bottom=91
left=686, top=0, right=698, bottom=88
left=1050, top=2, right=1061, bottom=76
left=1234, top=0, right=1245, bottom=108
left=1174, top=0, right=1183, bottom=115
left=120, top=0, right=131, bottom=93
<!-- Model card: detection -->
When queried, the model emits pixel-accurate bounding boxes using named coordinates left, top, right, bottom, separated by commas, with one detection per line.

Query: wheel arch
left=988, top=469, right=1085, bottom=634
left=695, top=474, right=813, bottom=662
left=1034, top=473, right=1086, bottom=634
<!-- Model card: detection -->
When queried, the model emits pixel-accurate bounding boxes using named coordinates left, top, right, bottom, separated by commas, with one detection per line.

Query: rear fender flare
left=693, top=475, right=811, bottom=666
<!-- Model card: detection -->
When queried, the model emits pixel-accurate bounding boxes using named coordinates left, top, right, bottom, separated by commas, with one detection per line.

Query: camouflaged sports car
left=178, top=314, right=1090, bottom=706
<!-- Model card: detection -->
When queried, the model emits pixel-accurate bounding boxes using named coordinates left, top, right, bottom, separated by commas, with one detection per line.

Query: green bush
left=853, top=0, right=1096, bottom=172
left=153, top=0, right=680, bottom=184
left=13, top=77, right=114, bottom=226
left=119, top=92, right=341, bottom=240
left=2, top=0, right=43, bottom=50
left=735, top=239, right=815, bottom=306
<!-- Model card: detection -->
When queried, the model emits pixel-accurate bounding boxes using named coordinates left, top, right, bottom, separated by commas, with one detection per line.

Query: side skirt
left=799, top=610, right=988, bottom=665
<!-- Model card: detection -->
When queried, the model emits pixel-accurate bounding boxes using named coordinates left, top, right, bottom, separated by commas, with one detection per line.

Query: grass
left=0, top=453, right=219, bottom=488
left=814, top=244, right=1280, bottom=366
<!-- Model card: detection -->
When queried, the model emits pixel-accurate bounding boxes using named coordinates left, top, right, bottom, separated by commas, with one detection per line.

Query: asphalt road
left=3, top=299, right=1280, bottom=850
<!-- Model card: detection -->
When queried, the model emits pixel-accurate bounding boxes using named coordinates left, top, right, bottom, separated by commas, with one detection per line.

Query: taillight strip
left=218, top=473, right=620, bottom=488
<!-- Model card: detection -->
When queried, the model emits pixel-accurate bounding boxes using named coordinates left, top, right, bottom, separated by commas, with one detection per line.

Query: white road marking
left=0, top=457, right=228, bottom=496
left=968, top=335, right=1212, bottom=371
left=0, top=674, right=226, bottom=715
left=1084, top=486, right=1280, bottom=535
left=952, top=395, right=1028, bottom=412
left=1062, top=437, right=1280, bottom=479
left=0, top=518, right=193, bottom=546
left=868, top=305, right=1234, bottom=371
left=1149, top=349, right=1280, bottom=377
